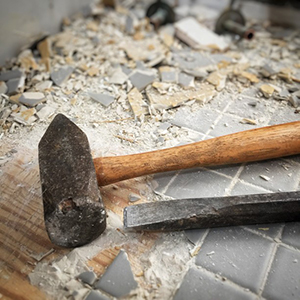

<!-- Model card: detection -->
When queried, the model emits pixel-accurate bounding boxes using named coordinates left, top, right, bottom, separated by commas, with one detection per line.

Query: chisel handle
left=94, top=121, right=300, bottom=186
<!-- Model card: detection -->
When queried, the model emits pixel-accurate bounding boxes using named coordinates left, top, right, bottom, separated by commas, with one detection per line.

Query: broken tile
left=289, top=93, right=300, bottom=107
left=207, top=71, right=227, bottom=91
left=10, top=106, right=37, bottom=126
left=240, top=72, right=260, bottom=83
left=175, top=17, right=228, bottom=50
left=129, top=69, right=156, bottom=91
left=77, top=271, right=97, bottom=286
left=125, top=14, right=135, bottom=35
left=261, top=64, right=277, bottom=78
left=94, top=249, right=137, bottom=298
left=260, top=84, right=275, bottom=98
left=89, top=92, right=115, bottom=107
left=0, top=81, right=8, bottom=94
left=159, top=66, right=178, bottom=83
left=128, top=193, right=141, bottom=202
left=85, top=290, right=110, bottom=300
left=19, top=92, right=45, bottom=107
left=178, top=72, right=194, bottom=88
left=127, top=87, right=148, bottom=119
left=6, top=76, right=25, bottom=95
left=51, top=66, right=74, bottom=86
left=35, top=80, right=53, bottom=91
left=0, top=69, right=23, bottom=82
left=146, top=83, right=216, bottom=110
left=36, top=106, right=55, bottom=121
left=109, top=68, right=128, bottom=85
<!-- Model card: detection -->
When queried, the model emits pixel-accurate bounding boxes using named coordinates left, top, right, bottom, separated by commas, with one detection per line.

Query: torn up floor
left=1, top=0, right=300, bottom=299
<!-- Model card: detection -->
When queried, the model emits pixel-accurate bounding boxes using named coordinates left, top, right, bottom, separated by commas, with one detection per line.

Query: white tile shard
left=175, top=17, right=228, bottom=51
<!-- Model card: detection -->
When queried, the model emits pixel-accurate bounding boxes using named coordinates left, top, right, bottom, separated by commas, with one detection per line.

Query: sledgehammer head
left=38, top=114, right=106, bottom=247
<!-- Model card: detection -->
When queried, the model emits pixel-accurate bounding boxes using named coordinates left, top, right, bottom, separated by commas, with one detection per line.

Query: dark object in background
left=146, top=0, right=175, bottom=29
left=215, top=9, right=254, bottom=40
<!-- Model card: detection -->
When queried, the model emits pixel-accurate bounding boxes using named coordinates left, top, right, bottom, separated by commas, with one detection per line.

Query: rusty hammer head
left=39, top=114, right=106, bottom=248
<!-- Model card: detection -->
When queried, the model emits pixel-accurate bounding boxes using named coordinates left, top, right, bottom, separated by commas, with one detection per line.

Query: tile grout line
left=194, top=264, right=262, bottom=298
left=257, top=225, right=284, bottom=297
left=224, top=164, right=246, bottom=196
left=202, top=95, right=235, bottom=139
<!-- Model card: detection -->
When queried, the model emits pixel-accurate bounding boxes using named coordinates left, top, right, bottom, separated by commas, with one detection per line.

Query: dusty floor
left=1, top=0, right=300, bottom=299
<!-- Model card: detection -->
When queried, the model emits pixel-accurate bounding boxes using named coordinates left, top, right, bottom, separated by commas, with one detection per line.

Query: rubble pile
left=0, top=0, right=299, bottom=140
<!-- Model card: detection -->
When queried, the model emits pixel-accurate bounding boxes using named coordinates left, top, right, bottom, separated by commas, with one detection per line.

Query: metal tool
left=39, top=114, right=300, bottom=247
left=124, top=191, right=300, bottom=231
left=215, top=9, right=254, bottom=40
left=146, top=0, right=175, bottom=29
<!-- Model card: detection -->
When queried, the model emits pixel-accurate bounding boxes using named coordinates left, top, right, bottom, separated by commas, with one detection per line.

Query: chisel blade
left=124, top=191, right=300, bottom=231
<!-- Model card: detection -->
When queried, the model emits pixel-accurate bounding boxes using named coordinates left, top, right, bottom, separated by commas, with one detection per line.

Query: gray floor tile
left=239, top=159, right=300, bottom=192
left=262, top=245, right=300, bottom=300
left=243, top=223, right=284, bottom=239
left=240, top=87, right=259, bottom=98
left=226, top=96, right=269, bottom=121
left=171, top=107, right=220, bottom=134
left=209, top=164, right=241, bottom=178
left=151, top=171, right=178, bottom=194
left=209, top=114, right=262, bottom=137
left=268, top=105, right=300, bottom=125
left=230, top=180, right=270, bottom=196
left=173, top=267, right=256, bottom=300
left=195, top=227, right=275, bottom=293
left=184, top=229, right=207, bottom=245
left=165, top=168, right=232, bottom=199
left=281, top=222, right=300, bottom=250
left=205, top=93, right=229, bottom=111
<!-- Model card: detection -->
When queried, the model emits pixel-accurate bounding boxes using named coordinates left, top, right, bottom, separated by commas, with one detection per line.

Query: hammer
left=39, top=114, right=300, bottom=247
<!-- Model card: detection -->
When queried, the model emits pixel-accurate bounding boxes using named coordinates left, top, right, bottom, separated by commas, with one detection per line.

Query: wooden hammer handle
left=94, top=121, right=300, bottom=186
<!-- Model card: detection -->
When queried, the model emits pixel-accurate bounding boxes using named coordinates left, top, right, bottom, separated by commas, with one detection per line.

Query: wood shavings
left=240, top=118, right=257, bottom=125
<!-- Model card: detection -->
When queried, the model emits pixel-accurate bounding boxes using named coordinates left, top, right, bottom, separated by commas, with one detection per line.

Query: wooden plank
left=0, top=146, right=68, bottom=300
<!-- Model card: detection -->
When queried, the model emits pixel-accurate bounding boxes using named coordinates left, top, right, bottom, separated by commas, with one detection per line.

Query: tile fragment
left=51, top=66, right=74, bottom=86
left=175, top=17, right=228, bottom=50
left=0, top=69, right=23, bottom=82
left=207, top=71, right=227, bottom=91
left=159, top=66, right=177, bottom=83
left=94, top=249, right=137, bottom=298
left=89, top=92, right=115, bottom=107
left=178, top=72, right=194, bottom=87
left=10, top=106, right=37, bottom=125
left=129, top=69, right=156, bottom=91
left=6, top=76, right=25, bottom=95
left=127, top=87, right=148, bottom=119
left=36, top=106, right=56, bottom=121
left=85, top=290, right=110, bottom=300
left=260, top=84, right=274, bottom=98
left=146, top=83, right=216, bottom=110
left=19, top=92, right=45, bottom=107
left=77, top=271, right=97, bottom=286
left=35, top=80, right=53, bottom=91
left=109, top=68, right=128, bottom=85
left=0, top=81, right=8, bottom=94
